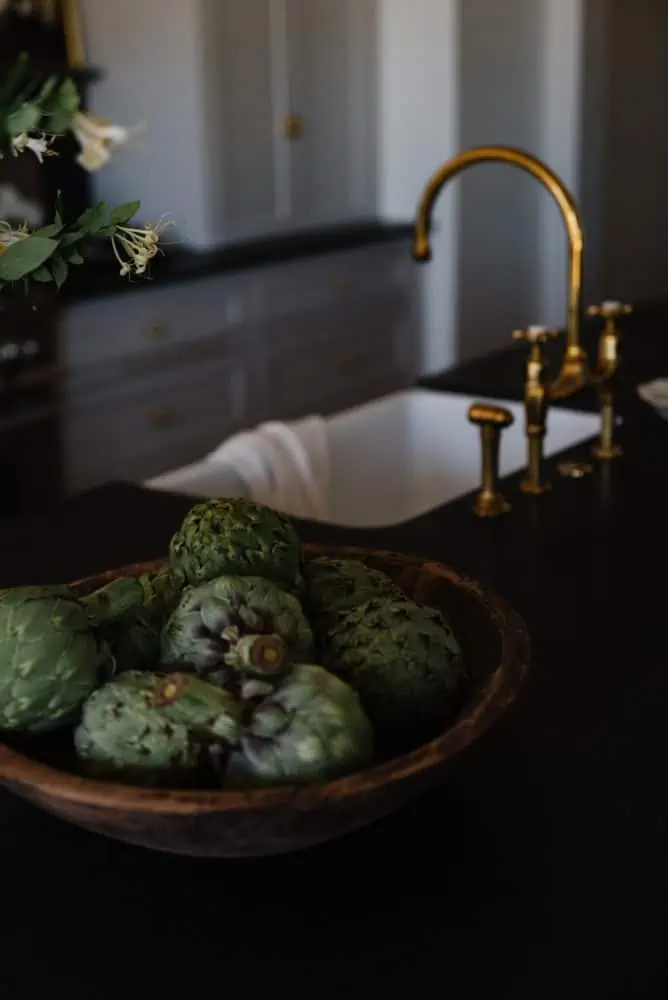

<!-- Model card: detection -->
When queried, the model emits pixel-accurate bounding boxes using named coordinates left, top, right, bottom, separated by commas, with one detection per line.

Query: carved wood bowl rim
left=0, top=545, right=530, bottom=819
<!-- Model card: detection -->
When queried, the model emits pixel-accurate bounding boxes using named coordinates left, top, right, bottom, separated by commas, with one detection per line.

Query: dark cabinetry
left=60, top=239, right=418, bottom=494
left=0, top=291, right=63, bottom=518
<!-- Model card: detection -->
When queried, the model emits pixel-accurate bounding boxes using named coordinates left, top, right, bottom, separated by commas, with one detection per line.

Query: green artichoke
left=216, top=630, right=289, bottom=700
left=74, top=670, right=241, bottom=785
left=168, top=498, right=303, bottom=593
left=225, top=663, right=375, bottom=788
left=160, top=575, right=313, bottom=683
left=303, top=556, right=406, bottom=637
left=322, top=598, right=465, bottom=747
left=0, top=586, right=114, bottom=734
left=84, top=566, right=184, bottom=672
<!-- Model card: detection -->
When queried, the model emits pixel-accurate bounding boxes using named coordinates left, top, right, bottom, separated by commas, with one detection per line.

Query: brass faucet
left=412, top=145, right=588, bottom=399
left=512, top=325, right=560, bottom=494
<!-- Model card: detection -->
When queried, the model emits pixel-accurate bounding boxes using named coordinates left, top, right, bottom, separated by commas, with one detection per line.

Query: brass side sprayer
left=467, top=402, right=515, bottom=518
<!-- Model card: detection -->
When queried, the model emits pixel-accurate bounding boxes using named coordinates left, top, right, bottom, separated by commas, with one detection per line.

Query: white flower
left=70, top=111, right=143, bottom=172
left=110, top=217, right=172, bottom=279
left=11, top=132, right=54, bottom=163
left=0, top=221, right=31, bottom=254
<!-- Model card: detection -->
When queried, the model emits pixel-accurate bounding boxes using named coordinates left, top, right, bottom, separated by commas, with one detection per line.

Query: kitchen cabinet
left=282, top=0, right=378, bottom=229
left=63, top=337, right=248, bottom=494
left=83, top=0, right=378, bottom=247
left=206, top=0, right=378, bottom=242
left=59, top=239, right=418, bottom=495
left=252, top=243, right=418, bottom=421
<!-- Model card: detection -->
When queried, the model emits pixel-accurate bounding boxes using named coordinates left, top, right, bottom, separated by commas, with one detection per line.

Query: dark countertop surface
left=61, top=220, right=414, bottom=302
left=2, top=305, right=668, bottom=997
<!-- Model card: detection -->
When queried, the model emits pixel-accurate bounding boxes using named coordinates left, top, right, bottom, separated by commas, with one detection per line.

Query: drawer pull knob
left=283, top=114, right=304, bottom=140
left=145, top=322, right=169, bottom=341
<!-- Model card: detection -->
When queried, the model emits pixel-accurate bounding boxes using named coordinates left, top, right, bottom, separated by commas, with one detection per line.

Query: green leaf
left=59, top=230, right=84, bottom=246
left=0, top=237, right=58, bottom=282
left=96, top=226, right=116, bottom=238
left=62, top=246, right=84, bottom=265
left=47, top=107, right=75, bottom=135
left=53, top=191, right=65, bottom=227
left=75, top=202, right=108, bottom=235
left=33, top=222, right=64, bottom=239
left=6, top=102, right=41, bottom=136
left=57, top=77, right=80, bottom=112
left=50, top=254, right=69, bottom=290
left=30, top=265, right=55, bottom=283
left=36, top=75, right=58, bottom=103
left=43, top=78, right=80, bottom=133
left=110, top=200, right=141, bottom=227
left=0, top=53, right=31, bottom=107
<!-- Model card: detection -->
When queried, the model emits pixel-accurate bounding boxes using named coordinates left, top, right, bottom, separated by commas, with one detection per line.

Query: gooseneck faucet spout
left=412, top=145, right=588, bottom=399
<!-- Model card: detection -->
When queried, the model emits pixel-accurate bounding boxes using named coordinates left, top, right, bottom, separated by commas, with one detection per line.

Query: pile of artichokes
left=0, top=498, right=465, bottom=788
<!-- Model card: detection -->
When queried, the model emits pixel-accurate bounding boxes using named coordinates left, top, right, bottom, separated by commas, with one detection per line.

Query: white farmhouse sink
left=146, top=389, right=603, bottom=529
left=321, top=389, right=601, bottom=527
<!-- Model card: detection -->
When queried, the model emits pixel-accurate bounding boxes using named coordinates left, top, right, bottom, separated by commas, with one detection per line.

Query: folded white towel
left=203, top=416, right=330, bottom=521
left=143, top=458, right=249, bottom=499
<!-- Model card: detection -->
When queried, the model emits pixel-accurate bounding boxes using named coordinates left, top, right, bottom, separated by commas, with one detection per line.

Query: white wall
left=536, top=0, right=583, bottom=331
left=597, top=0, right=668, bottom=302
left=378, top=0, right=586, bottom=374
left=457, top=0, right=544, bottom=361
left=377, top=0, right=460, bottom=374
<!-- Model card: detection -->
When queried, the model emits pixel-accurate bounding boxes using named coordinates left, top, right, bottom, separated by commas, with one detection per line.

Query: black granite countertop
left=2, top=305, right=668, bottom=997
left=61, top=220, right=415, bottom=302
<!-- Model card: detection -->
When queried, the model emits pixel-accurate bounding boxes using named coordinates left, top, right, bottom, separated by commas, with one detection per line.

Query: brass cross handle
left=587, top=302, right=631, bottom=460
left=587, top=301, right=633, bottom=322
left=512, top=326, right=560, bottom=495
left=587, top=300, right=632, bottom=375
left=468, top=402, right=514, bottom=518
left=512, top=324, right=560, bottom=347
left=511, top=325, right=560, bottom=431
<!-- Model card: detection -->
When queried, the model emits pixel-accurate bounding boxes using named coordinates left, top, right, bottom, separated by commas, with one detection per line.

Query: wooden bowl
left=0, top=546, right=529, bottom=858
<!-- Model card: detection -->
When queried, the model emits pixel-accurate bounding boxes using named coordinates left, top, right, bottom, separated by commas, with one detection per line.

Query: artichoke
left=160, top=575, right=313, bottom=682
left=322, top=598, right=465, bottom=747
left=84, top=566, right=184, bottom=672
left=225, top=663, right=375, bottom=788
left=217, top=631, right=290, bottom=699
left=168, top=498, right=303, bottom=593
left=0, top=586, right=114, bottom=734
left=74, top=670, right=241, bottom=785
left=303, top=556, right=406, bottom=637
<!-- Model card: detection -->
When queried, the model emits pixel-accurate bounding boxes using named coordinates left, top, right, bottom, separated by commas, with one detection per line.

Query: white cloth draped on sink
left=145, top=416, right=330, bottom=522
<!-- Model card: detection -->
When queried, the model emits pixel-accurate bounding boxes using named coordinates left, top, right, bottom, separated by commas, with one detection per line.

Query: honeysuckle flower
left=0, top=221, right=30, bottom=253
left=110, top=217, right=172, bottom=278
left=70, top=111, right=143, bottom=172
left=11, top=132, right=55, bottom=162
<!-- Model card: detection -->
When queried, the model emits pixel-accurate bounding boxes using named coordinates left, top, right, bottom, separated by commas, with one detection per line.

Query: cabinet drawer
left=63, top=346, right=247, bottom=493
left=256, top=288, right=416, bottom=420
left=255, top=242, right=414, bottom=320
left=62, top=273, right=256, bottom=372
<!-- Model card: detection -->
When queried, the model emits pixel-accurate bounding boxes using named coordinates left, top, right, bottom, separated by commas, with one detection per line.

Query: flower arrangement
left=0, top=51, right=168, bottom=293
